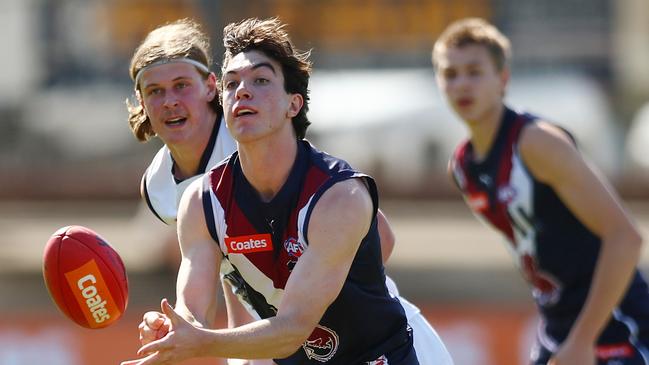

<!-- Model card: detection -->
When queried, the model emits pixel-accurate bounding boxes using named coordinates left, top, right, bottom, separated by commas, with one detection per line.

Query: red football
left=43, top=225, right=129, bottom=329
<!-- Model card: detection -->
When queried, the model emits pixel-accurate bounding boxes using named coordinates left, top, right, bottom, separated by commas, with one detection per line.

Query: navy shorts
left=366, top=326, right=419, bottom=365
left=531, top=341, right=649, bottom=365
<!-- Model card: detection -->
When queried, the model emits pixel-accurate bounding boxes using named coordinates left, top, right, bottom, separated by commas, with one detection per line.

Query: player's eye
left=147, top=88, right=163, bottom=96
left=444, top=70, right=457, bottom=80
left=468, top=69, right=482, bottom=77
left=223, top=80, right=238, bottom=90
left=255, top=78, right=269, bottom=85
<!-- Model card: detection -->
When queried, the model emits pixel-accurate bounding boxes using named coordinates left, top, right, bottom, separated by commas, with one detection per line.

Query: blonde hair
left=432, top=18, right=511, bottom=71
left=126, top=19, right=218, bottom=142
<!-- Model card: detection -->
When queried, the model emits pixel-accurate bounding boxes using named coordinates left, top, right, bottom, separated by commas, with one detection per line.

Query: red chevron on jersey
left=451, top=115, right=525, bottom=244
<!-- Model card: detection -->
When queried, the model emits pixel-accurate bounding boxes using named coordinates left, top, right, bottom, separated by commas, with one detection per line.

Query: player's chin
left=230, top=129, right=266, bottom=144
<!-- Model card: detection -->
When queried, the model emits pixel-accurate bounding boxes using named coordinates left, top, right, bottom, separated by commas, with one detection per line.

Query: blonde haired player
left=434, top=17, right=649, bottom=365
left=127, top=18, right=451, bottom=365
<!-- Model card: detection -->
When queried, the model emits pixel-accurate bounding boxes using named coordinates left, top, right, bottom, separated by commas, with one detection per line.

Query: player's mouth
left=233, top=106, right=257, bottom=118
left=165, top=117, right=187, bottom=126
left=456, top=97, right=474, bottom=109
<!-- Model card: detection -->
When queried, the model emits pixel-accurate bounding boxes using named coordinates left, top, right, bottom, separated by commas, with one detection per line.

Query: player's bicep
left=277, top=179, right=374, bottom=332
left=377, top=209, right=395, bottom=263
left=175, top=179, right=222, bottom=326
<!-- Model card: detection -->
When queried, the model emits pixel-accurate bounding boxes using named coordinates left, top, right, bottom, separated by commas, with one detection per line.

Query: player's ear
left=286, top=93, right=303, bottom=118
left=206, top=72, right=218, bottom=101
left=500, top=66, right=510, bottom=88
left=499, top=66, right=510, bottom=98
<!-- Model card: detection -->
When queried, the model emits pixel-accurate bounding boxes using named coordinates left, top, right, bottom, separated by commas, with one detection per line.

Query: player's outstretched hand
left=121, top=298, right=205, bottom=365
left=139, top=310, right=171, bottom=346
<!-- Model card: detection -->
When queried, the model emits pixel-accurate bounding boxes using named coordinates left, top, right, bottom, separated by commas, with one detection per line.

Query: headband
left=134, top=58, right=210, bottom=89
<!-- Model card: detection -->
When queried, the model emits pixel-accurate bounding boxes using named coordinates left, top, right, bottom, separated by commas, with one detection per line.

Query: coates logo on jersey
left=467, top=192, right=488, bottom=212
left=284, top=237, right=305, bottom=258
left=225, top=234, right=273, bottom=254
left=303, top=325, right=339, bottom=362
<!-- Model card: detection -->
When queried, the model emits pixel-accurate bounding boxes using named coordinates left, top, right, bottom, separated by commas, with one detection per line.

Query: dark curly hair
left=222, top=17, right=312, bottom=139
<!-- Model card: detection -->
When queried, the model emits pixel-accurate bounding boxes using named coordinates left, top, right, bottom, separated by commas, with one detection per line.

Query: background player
left=433, top=17, right=649, bottom=365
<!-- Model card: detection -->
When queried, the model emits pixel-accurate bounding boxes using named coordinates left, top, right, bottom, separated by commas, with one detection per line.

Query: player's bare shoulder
left=519, top=120, right=580, bottom=183
left=326, top=178, right=373, bottom=212
left=521, top=120, right=573, bottom=146
left=308, top=178, right=374, bottom=247
left=178, top=178, right=203, bottom=218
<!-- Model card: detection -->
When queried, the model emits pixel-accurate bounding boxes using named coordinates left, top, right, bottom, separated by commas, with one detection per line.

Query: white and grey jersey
left=141, top=116, right=236, bottom=225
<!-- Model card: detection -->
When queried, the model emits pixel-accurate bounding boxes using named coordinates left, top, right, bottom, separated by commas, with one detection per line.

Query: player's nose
left=235, top=81, right=252, bottom=100
left=162, top=93, right=179, bottom=108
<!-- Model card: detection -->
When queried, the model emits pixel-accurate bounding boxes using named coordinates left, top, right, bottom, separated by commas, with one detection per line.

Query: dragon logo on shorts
left=303, top=325, right=339, bottom=362
left=367, top=355, right=388, bottom=365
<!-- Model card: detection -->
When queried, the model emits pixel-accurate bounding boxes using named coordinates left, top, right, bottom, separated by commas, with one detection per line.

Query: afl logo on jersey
left=303, top=325, right=339, bottom=362
left=498, top=185, right=517, bottom=203
left=284, top=237, right=305, bottom=258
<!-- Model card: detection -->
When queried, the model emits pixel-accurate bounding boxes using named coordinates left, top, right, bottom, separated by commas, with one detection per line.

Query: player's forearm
left=175, top=255, right=219, bottom=327
left=568, top=229, right=642, bottom=343
left=173, top=301, right=214, bottom=329
left=223, top=281, right=254, bottom=328
left=202, top=315, right=311, bottom=359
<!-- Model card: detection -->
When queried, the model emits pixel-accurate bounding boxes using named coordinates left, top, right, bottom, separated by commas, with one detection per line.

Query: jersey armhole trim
left=201, top=175, right=221, bottom=249
left=301, top=171, right=378, bottom=246
left=141, top=171, right=167, bottom=224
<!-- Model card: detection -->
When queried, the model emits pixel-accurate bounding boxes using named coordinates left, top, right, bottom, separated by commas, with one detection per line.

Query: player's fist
left=138, top=311, right=171, bottom=345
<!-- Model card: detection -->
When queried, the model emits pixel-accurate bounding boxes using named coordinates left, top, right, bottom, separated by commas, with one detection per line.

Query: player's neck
left=238, top=133, right=298, bottom=202
left=171, top=151, right=202, bottom=180
left=467, top=104, right=505, bottom=161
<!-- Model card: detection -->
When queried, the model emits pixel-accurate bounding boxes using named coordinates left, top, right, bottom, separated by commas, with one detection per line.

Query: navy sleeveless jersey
left=202, top=140, right=414, bottom=364
left=450, top=107, right=649, bottom=347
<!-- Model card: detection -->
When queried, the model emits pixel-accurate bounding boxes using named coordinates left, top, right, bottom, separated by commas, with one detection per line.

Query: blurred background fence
left=1, top=0, right=649, bottom=364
